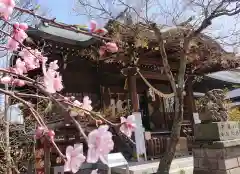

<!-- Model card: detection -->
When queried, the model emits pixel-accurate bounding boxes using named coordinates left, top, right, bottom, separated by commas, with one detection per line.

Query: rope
left=137, top=70, right=175, bottom=99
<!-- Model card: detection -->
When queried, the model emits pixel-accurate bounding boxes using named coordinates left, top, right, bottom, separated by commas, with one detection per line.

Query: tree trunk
left=150, top=23, right=188, bottom=174
left=4, top=95, right=12, bottom=174
left=157, top=89, right=184, bottom=174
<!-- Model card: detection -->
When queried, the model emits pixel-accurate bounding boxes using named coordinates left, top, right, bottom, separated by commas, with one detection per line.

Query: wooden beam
left=101, top=70, right=170, bottom=81
left=139, top=71, right=170, bottom=81
left=139, top=58, right=179, bottom=70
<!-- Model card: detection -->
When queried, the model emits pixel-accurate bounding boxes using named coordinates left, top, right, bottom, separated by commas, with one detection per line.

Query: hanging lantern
left=6, top=103, right=24, bottom=125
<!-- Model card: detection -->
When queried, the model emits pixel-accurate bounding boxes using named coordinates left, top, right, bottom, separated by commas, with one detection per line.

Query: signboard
left=106, top=153, right=128, bottom=168
left=106, top=153, right=129, bottom=174
left=133, top=112, right=147, bottom=162
left=193, top=113, right=201, bottom=124
left=53, top=166, right=64, bottom=174
left=144, top=131, right=151, bottom=140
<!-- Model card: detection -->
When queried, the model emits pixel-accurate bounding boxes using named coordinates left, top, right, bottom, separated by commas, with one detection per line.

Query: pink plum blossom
left=0, top=76, right=12, bottom=84
left=42, top=59, right=63, bottom=93
left=89, top=20, right=97, bottom=33
left=49, top=60, right=59, bottom=70
left=12, top=79, right=25, bottom=87
left=82, top=96, right=93, bottom=112
left=18, top=48, right=41, bottom=70
left=63, top=97, right=69, bottom=101
left=89, top=20, right=107, bottom=35
left=42, top=70, right=56, bottom=93
left=53, top=72, right=63, bottom=91
left=64, top=144, right=86, bottom=173
left=69, top=100, right=82, bottom=116
left=99, top=42, right=118, bottom=56
left=15, top=58, right=27, bottom=75
left=6, top=37, right=19, bottom=51
left=0, top=0, right=15, bottom=20
left=70, top=97, right=92, bottom=117
left=7, top=23, right=28, bottom=51
left=91, top=169, right=98, bottom=174
left=47, top=130, right=55, bottom=140
left=35, top=126, right=55, bottom=140
left=13, top=23, right=28, bottom=42
left=73, top=100, right=82, bottom=106
left=87, top=125, right=114, bottom=164
left=120, top=115, right=136, bottom=137
left=0, top=76, right=26, bottom=87
left=35, top=126, right=45, bottom=139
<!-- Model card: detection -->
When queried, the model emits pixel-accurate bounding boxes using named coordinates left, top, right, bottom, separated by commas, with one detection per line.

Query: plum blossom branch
left=0, top=88, right=44, bottom=126
left=15, top=92, right=49, bottom=99
left=0, top=1, right=130, bottom=173
left=0, top=88, right=66, bottom=158
left=0, top=26, right=43, bottom=60
left=13, top=6, right=114, bottom=42
left=62, top=98, right=119, bottom=126
left=50, top=139, right=66, bottom=159
left=71, top=116, right=88, bottom=141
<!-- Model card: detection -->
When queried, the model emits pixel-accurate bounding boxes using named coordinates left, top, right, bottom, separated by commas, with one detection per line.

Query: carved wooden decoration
left=110, top=98, right=116, bottom=117
left=116, top=99, right=124, bottom=113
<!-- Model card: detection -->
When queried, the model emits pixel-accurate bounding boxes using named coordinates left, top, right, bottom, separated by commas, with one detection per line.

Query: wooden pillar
left=44, top=141, right=51, bottom=174
left=128, top=75, right=139, bottom=111
left=122, top=67, right=146, bottom=161
left=122, top=67, right=139, bottom=112
left=142, top=91, right=151, bottom=130
left=185, top=77, right=196, bottom=121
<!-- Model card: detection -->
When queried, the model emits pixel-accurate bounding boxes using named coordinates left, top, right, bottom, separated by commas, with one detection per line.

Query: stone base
left=193, top=139, right=240, bottom=174
left=193, top=169, right=227, bottom=174
left=193, top=168, right=240, bottom=174
left=194, top=122, right=240, bottom=141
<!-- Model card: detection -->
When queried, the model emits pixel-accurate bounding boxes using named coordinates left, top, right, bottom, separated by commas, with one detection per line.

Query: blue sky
left=32, top=0, right=240, bottom=52
left=39, top=0, right=88, bottom=24
left=35, top=0, right=240, bottom=84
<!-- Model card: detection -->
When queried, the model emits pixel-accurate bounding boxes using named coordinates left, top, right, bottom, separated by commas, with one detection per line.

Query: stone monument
left=193, top=89, right=240, bottom=174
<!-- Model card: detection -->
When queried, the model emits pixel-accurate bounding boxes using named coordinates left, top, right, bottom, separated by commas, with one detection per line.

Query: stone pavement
left=111, top=156, right=193, bottom=174
left=53, top=156, right=194, bottom=174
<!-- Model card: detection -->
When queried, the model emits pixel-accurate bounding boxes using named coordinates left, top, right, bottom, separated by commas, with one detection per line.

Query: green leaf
left=35, top=5, right=41, bottom=10
left=76, top=25, right=88, bottom=30
left=44, top=101, right=53, bottom=113
left=142, top=39, right=148, bottom=48
left=232, top=85, right=240, bottom=89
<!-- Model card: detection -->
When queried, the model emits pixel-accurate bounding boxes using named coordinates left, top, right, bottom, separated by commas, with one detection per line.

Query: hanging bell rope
left=137, top=70, right=176, bottom=99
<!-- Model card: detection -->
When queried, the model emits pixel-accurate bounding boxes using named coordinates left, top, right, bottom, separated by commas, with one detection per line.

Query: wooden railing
left=145, top=131, right=193, bottom=159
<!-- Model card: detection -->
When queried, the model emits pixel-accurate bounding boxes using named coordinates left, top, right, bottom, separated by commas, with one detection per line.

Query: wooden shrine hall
left=20, top=20, right=240, bottom=171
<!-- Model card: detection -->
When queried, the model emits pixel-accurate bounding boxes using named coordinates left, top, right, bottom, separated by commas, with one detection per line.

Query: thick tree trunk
left=150, top=23, right=188, bottom=174
left=157, top=90, right=184, bottom=174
